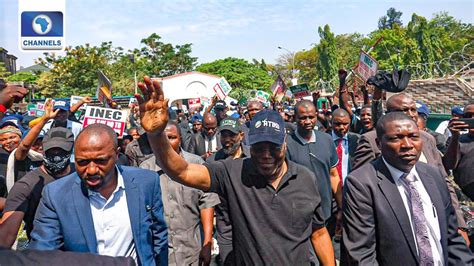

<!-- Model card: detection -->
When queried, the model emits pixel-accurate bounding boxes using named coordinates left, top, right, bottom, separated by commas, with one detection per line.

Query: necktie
left=207, top=138, right=213, bottom=153
left=336, top=139, right=343, bottom=185
left=401, top=173, right=434, bottom=265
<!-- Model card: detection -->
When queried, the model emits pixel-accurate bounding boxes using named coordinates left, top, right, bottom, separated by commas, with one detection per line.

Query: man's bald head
left=332, top=108, right=350, bottom=119
left=203, top=113, right=217, bottom=124
left=386, top=93, right=418, bottom=122
left=203, top=113, right=218, bottom=137
left=294, top=100, right=316, bottom=116
left=76, top=124, right=118, bottom=150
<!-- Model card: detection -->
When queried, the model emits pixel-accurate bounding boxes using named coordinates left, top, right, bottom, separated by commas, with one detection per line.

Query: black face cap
left=367, top=69, right=411, bottom=93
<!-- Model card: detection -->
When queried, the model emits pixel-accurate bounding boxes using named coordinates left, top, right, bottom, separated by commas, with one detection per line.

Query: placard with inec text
left=289, top=84, right=310, bottom=98
left=356, top=50, right=378, bottom=82
left=213, top=78, right=232, bottom=100
left=83, top=106, right=128, bottom=137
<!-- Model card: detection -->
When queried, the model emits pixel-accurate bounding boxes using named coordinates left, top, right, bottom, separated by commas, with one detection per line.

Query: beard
left=222, top=142, right=240, bottom=156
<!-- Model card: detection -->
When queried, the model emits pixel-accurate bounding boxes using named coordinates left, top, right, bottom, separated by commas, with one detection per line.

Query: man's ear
left=375, top=137, right=381, bottom=151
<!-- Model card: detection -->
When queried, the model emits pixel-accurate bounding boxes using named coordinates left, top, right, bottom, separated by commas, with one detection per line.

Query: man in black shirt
left=137, top=77, right=335, bottom=265
left=0, top=127, right=75, bottom=247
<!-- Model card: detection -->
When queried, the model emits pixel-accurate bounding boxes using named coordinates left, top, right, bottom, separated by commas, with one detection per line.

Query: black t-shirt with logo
left=205, top=158, right=325, bottom=265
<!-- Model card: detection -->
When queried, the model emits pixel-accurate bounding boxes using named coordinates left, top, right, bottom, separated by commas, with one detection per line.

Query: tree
left=315, top=25, right=338, bottom=87
left=196, top=57, right=274, bottom=100
left=135, top=33, right=197, bottom=77
left=6, top=72, right=38, bottom=84
left=35, top=33, right=198, bottom=97
left=0, top=62, right=10, bottom=79
left=378, top=7, right=403, bottom=29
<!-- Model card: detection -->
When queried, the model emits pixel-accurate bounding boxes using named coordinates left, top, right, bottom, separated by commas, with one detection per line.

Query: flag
left=269, top=75, right=287, bottom=102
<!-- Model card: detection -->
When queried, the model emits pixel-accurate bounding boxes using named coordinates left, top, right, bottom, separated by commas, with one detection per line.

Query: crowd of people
left=0, top=72, right=472, bottom=265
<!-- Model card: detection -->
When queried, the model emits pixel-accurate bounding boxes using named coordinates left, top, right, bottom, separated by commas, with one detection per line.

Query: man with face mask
left=0, top=127, right=74, bottom=248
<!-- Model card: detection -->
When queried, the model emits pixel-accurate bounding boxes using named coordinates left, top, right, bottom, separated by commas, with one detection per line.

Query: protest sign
left=27, top=104, right=36, bottom=116
left=96, top=70, right=113, bottom=108
left=255, top=90, right=270, bottom=103
left=269, top=75, right=287, bottom=102
left=188, top=98, right=201, bottom=109
left=213, top=78, right=232, bottom=100
left=83, top=106, right=128, bottom=137
left=70, top=95, right=88, bottom=110
left=128, top=97, right=138, bottom=107
left=356, top=50, right=378, bottom=82
left=289, top=84, right=310, bottom=98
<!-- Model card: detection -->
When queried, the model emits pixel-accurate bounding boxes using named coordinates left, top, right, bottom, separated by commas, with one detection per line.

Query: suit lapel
left=72, top=177, right=97, bottom=253
left=375, top=159, right=419, bottom=261
left=121, top=167, right=141, bottom=251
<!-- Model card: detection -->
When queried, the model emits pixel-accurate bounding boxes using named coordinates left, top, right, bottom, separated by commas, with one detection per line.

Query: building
left=0, top=47, right=17, bottom=74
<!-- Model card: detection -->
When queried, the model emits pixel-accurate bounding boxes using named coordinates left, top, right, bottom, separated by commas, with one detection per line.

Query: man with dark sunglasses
left=136, top=76, right=335, bottom=266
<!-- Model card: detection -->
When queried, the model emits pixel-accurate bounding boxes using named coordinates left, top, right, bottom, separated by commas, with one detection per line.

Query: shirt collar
left=331, top=131, right=348, bottom=141
left=382, top=157, right=418, bottom=182
left=295, top=129, right=316, bottom=144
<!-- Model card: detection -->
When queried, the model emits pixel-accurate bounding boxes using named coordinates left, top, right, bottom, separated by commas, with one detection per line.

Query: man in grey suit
left=351, top=93, right=469, bottom=241
left=343, top=112, right=472, bottom=265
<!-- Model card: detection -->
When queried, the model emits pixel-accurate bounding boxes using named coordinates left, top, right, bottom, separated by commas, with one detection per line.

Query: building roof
left=17, top=64, right=50, bottom=73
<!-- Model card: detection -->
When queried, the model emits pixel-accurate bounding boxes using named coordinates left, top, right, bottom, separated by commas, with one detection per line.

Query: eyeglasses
left=250, top=143, right=284, bottom=155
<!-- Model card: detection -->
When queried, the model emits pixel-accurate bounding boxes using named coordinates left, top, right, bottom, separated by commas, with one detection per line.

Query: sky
left=1, top=0, right=473, bottom=70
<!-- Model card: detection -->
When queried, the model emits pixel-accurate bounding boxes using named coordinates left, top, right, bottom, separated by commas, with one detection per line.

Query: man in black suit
left=343, top=112, right=472, bottom=265
left=330, top=108, right=360, bottom=185
left=192, top=113, right=221, bottom=159
left=351, top=93, right=469, bottom=241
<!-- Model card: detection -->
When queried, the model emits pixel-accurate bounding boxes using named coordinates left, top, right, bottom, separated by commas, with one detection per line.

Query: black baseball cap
left=214, top=100, right=227, bottom=110
left=43, top=127, right=75, bottom=152
left=248, top=110, right=285, bottom=145
left=219, top=117, right=241, bottom=134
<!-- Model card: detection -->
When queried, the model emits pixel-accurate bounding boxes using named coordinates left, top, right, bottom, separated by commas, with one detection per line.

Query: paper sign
left=128, top=97, right=138, bottom=107
left=255, top=90, right=270, bottom=103
left=36, top=110, right=45, bottom=116
left=289, top=84, right=310, bottom=98
left=356, top=51, right=378, bottom=82
left=70, top=95, right=87, bottom=110
left=36, top=102, right=45, bottom=111
left=188, top=98, right=201, bottom=109
left=83, top=106, right=128, bottom=137
left=213, top=78, right=232, bottom=100
left=96, top=70, right=113, bottom=108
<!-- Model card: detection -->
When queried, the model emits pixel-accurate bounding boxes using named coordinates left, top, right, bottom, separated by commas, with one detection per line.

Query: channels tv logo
left=20, top=11, right=64, bottom=50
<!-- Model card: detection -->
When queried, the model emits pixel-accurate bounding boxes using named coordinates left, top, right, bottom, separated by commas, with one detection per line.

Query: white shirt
left=204, top=134, right=218, bottom=153
left=331, top=131, right=349, bottom=183
left=383, top=158, right=444, bottom=266
left=89, top=167, right=137, bottom=263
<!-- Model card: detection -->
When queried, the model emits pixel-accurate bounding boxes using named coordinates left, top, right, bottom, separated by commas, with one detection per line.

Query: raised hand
left=0, top=84, right=28, bottom=109
left=43, top=99, right=59, bottom=120
left=136, top=76, right=169, bottom=134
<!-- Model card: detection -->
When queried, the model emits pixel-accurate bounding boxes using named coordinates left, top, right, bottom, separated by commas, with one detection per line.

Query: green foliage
left=196, top=57, right=274, bottom=100
left=6, top=72, right=38, bottom=83
left=378, top=7, right=403, bottom=30
left=35, top=33, right=197, bottom=98
left=315, top=25, right=338, bottom=87
left=0, top=62, right=11, bottom=79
